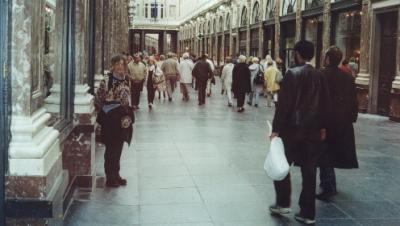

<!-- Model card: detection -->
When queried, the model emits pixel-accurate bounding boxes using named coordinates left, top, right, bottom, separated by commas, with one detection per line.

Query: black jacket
left=232, top=63, right=252, bottom=94
left=193, top=60, right=212, bottom=83
left=272, top=64, right=330, bottom=137
left=319, top=66, right=358, bottom=169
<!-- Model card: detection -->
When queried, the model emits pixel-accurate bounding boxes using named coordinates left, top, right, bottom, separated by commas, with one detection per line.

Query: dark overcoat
left=319, top=66, right=359, bottom=169
left=232, top=63, right=251, bottom=95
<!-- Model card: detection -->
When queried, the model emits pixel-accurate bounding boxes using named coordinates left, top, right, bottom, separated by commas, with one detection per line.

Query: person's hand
left=270, top=132, right=279, bottom=140
left=320, top=129, right=326, bottom=141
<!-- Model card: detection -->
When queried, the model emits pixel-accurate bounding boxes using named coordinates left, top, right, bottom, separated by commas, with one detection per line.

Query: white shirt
left=178, top=59, right=194, bottom=84
left=221, top=63, right=234, bottom=85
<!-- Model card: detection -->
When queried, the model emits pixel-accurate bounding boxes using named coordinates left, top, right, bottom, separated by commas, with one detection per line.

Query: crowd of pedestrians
left=94, top=40, right=359, bottom=225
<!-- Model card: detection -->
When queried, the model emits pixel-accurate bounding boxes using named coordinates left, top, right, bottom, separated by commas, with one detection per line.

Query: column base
left=356, top=84, right=369, bottom=113
left=389, top=88, right=400, bottom=122
left=74, top=84, right=94, bottom=114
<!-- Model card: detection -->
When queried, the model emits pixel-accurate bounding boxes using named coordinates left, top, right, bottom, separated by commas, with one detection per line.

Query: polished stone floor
left=65, top=79, right=400, bottom=226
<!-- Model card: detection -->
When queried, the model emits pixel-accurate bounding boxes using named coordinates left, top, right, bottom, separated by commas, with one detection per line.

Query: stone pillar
left=274, top=0, right=281, bottom=59
left=163, top=30, right=167, bottom=54
left=321, top=0, right=331, bottom=66
left=140, top=30, right=145, bottom=52
left=389, top=9, right=400, bottom=121
left=295, top=0, right=303, bottom=42
left=229, top=28, right=234, bottom=57
left=214, top=33, right=218, bottom=62
left=246, top=1, right=251, bottom=57
left=356, top=0, right=372, bottom=113
left=221, top=33, right=225, bottom=64
left=258, top=22, right=264, bottom=58
left=94, top=0, right=104, bottom=91
left=7, top=1, right=67, bottom=224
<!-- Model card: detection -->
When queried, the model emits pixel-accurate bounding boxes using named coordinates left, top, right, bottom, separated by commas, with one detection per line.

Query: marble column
left=221, top=33, right=225, bottom=64
left=295, top=0, right=303, bottom=42
left=214, top=33, right=218, bottom=62
left=94, top=0, right=104, bottom=91
left=321, top=0, right=331, bottom=66
left=389, top=9, right=400, bottom=121
left=355, top=0, right=372, bottom=113
left=163, top=30, right=167, bottom=54
left=274, top=0, right=281, bottom=59
left=258, top=22, right=264, bottom=58
left=246, top=1, right=251, bottom=57
left=7, top=0, right=67, bottom=224
left=141, top=30, right=146, bottom=52
left=229, top=28, right=234, bottom=57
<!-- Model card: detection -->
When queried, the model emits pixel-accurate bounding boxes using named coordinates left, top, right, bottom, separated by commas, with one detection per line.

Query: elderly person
left=264, top=60, right=281, bottom=107
left=179, top=53, right=194, bottom=101
left=221, top=57, right=235, bottom=107
left=232, top=55, right=251, bottom=112
left=161, top=52, right=180, bottom=101
left=155, top=55, right=167, bottom=100
left=193, top=54, right=213, bottom=105
left=248, top=57, right=264, bottom=107
left=146, top=56, right=157, bottom=109
left=96, top=54, right=135, bottom=188
left=128, top=54, right=147, bottom=109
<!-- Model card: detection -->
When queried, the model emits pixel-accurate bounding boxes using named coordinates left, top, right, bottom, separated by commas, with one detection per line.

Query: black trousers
left=198, top=82, right=207, bottom=104
left=274, top=136, right=322, bottom=219
left=236, top=92, right=246, bottom=108
left=147, top=76, right=155, bottom=104
left=104, top=140, right=124, bottom=179
left=131, top=81, right=144, bottom=106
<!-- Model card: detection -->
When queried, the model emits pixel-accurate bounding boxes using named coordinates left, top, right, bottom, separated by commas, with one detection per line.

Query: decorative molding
left=74, top=84, right=94, bottom=114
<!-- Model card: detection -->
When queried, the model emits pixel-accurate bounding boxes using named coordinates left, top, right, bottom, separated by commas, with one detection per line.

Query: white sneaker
left=269, top=205, right=291, bottom=215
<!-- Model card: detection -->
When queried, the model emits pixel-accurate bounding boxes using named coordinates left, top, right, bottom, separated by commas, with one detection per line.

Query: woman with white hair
left=178, top=53, right=194, bottom=101
left=232, top=55, right=252, bottom=112
left=221, top=57, right=234, bottom=106
left=263, top=54, right=277, bottom=70
left=248, top=57, right=264, bottom=107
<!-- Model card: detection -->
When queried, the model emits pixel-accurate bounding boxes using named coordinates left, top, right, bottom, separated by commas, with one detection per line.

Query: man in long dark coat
left=317, top=46, right=359, bottom=200
left=270, top=40, right=330, bottom=225
left=192, top=54, right=213, bottom=105
left=232, top=55, right=251, bottom=112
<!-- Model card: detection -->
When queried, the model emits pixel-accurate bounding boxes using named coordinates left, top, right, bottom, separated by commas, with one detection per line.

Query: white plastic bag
left=264, top=125, right=290, bottom=181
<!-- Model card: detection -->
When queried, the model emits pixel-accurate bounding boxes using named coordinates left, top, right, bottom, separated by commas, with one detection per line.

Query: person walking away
left=276, top=58, right=286, bottom=76
left=155, top=55, right=167, bottom=100
left=264, top=60, right=281, bottom=107
left=232, top=55, right=251, bottom=113
left=179, top=53, right=194, bottom=101
left=161, top=52, right=180, bottom=101
left=192, top=55, right=213, bottom=105
left=348, top=57, right=359, bottom=78
left=269, top=40, right=330, bottom=225
left=146, top=56, right=157, bottom=109
left=317, top=46, right=359, bottom=201
left=205, top=54, right=215, bottom=97
left=96, top=54, right=135, bottom=187
left=248, top=57, right=264, bottom=107
left=221, top=57, right=234, bottom=107
left=263, top=54, right=277, bottom=70
left=339, top=59, right=352, bottom=75
left=128, top=54, right=147, bottom=109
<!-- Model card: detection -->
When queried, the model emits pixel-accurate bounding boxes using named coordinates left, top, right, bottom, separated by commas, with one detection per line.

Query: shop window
left=333, top=10, right=361, bottom=70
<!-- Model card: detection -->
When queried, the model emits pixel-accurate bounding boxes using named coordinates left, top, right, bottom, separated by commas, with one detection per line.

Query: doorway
left=373, top=11, right=398, bottom=116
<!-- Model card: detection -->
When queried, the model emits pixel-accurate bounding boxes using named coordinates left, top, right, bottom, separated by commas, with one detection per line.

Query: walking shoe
left=269, top=205, right=291, bottom=216
left=228, top=103, right=232, bottom=107
left=316, top=190, right=338, bottom=201
left=117, top=176, right=127, bottom=186
left=255, top=104, right=258, bottom=107
left=247, top=101, right=252, bottom=106
left=168, top=97, right=172, bottom=102
left=237, top=108, right=245, bottom=113
left=148, top=103, right=153, bottom=109
left=295, top=213, right=315, bottom=225
left=105, top=178, right=120, bottom=188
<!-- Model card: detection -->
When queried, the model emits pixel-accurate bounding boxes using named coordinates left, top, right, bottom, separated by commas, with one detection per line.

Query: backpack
left=254, top=65, right=265, bottom=85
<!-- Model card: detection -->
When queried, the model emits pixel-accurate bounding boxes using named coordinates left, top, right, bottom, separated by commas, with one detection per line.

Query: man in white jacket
left=221, top=57, right=234, bottom=107
left=178, top=53, right=194, bottom=101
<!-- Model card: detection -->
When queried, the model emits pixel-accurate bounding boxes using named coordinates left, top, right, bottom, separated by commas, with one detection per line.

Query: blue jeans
left=319, top=167, right=337, bottom=192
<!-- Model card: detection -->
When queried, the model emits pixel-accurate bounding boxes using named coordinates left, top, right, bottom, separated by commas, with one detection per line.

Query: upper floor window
left=151, top=3, right=158, bottom=18
left=282, top=0, right=296, bottom=15
left=305, top=0, right=323, bottom=10
left=252, top=1, right=260, bottom=23
left=161, top=4, right=164, bottom=18
left=145, top=4, right=148, bottom=18
left=241, top=7, right=248, bottom=27
left=266, top=0, right=274, bottom=19
left=226, top=14, right=230, bottom=30
left=219, top=17, right=224, bottom=32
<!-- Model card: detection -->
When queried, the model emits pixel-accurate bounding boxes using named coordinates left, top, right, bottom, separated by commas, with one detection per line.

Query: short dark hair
left=325, top=46, right=343, bottom=67
left=111, top=54, right=126, bottom=66
left=342, top=59, right=349, bottom=65
left=294, top=40, right=315, bottom=61
left=201, top=54, right=208, bottom=60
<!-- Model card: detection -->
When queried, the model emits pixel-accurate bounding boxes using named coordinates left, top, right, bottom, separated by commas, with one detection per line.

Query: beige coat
left=128, top=61, right=147, bottom=81
left=264, top=67, right=280, bottom=92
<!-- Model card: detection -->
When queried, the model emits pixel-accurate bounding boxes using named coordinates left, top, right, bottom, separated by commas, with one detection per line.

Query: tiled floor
left=64, top=79, right=400, bottom=226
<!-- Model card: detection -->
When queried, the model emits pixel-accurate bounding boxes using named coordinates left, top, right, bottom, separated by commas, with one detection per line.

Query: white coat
left=178, top=59, right=194, bottom=84
left=221, top=63, right=234, bottom=91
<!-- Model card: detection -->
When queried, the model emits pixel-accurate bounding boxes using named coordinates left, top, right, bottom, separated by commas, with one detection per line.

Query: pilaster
left=274, top=0, right=281, bottom=59
left=321, top=0, right=332, bottom=66
left=295, top=0, right=303, bottom=42
left=389, top=9, right=400, bottom=121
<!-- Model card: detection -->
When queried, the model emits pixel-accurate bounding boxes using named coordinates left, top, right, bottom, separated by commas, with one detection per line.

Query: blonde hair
left=252, top=57, right=259, bottom=63
left=238, top=55, right=247, bottom=63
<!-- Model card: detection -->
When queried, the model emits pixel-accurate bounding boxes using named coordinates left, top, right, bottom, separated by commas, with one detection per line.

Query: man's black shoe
left=295, top=213, right=315, bottom=225
left=106, top=179, right=120, bottom=188
left=118, top=176, right=127, bottom=186
left=316, top=190, right=337, bottom=201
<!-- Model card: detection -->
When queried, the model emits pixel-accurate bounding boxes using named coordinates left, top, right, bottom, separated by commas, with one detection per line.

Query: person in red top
left=339, top=59, right=352, bottom=75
